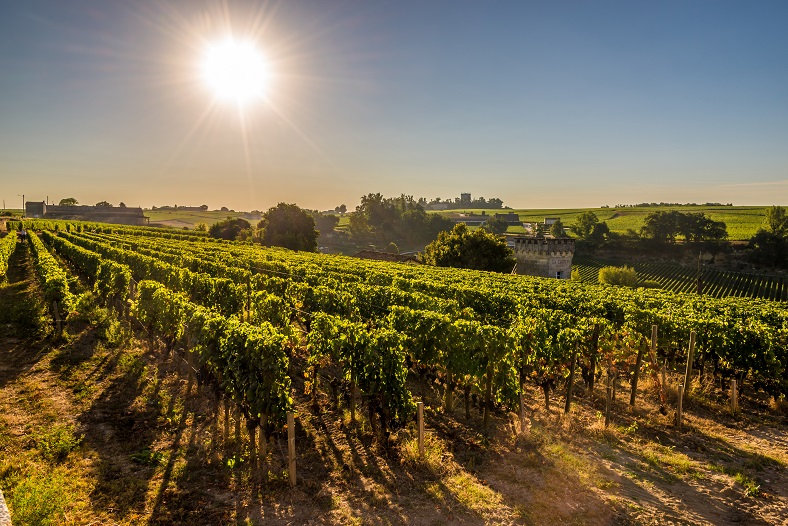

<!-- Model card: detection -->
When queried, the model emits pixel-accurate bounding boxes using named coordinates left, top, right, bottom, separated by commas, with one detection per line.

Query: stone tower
left=513, top=236, right=575, bottom=279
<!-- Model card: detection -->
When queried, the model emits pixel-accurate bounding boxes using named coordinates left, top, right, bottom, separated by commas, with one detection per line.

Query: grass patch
left=33, top=423, right=82, bottom=462
left=4, top=467, right=70, bottom=526
left=401, top=429, right=505, bottom=518
left=638, top=443, right=699, bottom=480
left=709, top=463, right=762, bottom=497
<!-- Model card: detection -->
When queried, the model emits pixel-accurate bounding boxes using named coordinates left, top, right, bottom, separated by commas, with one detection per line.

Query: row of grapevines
left=39, top=231, right=132, bottom=306
left=58, top=231, right=245, bottom=316
left=27, top=231, right=74, bottom=311
left=0, top=233, right=17, bottom=279
left=134, top=280, right=293, bottom=430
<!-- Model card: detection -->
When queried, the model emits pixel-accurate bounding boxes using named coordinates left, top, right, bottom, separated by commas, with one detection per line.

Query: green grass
left=144, top=209, right=253, bottom=227
left=433, top=205, right=775, bottom=240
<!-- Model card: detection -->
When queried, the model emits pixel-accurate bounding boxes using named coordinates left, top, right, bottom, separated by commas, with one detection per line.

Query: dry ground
left=0, top=242, right=786, bottom=525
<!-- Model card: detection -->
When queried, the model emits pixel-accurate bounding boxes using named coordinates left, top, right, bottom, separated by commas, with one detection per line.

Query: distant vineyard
left=573, top=255, right=788, bottom=301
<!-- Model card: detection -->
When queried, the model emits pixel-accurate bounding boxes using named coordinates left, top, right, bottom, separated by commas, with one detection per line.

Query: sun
left=202, top=38, right=269, bottom=104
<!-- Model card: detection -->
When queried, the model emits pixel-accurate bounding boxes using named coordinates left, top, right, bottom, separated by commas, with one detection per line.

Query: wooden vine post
left=52, top=300, right=62, bottom=337
left=631, top=325, right=656, bottom=407
left=288, top=411, right=296, bottom=487
left=605, top=380, right=612, bottom=428
left=519, top=392, right=526, bottom=434
left=444, top=372, right=453, bottom=412
left=588, top=324, right=600, bottom=397
left=564, top=342, right=578, bottom=414
left=683, top=331, right=696, bottom=402
left=259, top=414, right=268, bottom=483
left=730, top=380, right=738, bottom=415
left=417, top=402, right=424, bottom=458
left=677, top=384, right=684, bottom=431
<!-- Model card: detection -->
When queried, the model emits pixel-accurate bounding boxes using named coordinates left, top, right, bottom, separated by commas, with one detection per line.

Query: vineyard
left=5, top=219, right=787, bottom=428
left=1, top=219, right=788, bottom=524
left=573, top=254, right=788, bottom=301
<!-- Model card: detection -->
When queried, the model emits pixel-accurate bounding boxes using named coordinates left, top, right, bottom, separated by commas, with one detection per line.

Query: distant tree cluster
left=569, top=211, right=610, bottom=248
left=608, top=202, right=733, bottom=208
left=568, top=210, right=728, bottom=254
left=308, top=210, right=339, bottom=236
left=640, top=211, right=727, bottom=246
left=482, top=215, right=509, bottom=235
left=348, top=193, right=454, bottom=246
left=206, top=203, right=319, bottom=252
left=749, top=206, right=788, bottom=268
left=208, top=217, right=251, bottom=240
left=421, top=195, right=505, bottom=210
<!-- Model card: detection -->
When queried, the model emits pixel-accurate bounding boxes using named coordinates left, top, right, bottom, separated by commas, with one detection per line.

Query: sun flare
left=202, top=39, right=269, bottom=104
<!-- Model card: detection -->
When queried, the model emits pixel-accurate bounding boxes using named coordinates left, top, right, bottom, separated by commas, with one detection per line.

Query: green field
left=143, top=209, right=254, bottom=228
left=434, top=205, right=773, bottom=240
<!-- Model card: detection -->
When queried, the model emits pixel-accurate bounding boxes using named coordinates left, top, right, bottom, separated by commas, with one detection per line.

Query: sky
left=1, top=0, right=787, bottom=211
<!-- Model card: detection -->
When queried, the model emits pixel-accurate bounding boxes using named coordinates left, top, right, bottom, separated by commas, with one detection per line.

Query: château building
left=512, top=236, right=575, bottom=279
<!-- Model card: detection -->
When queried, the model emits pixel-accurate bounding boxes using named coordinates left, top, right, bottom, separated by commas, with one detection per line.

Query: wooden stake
left=731, top=379, right=738, bottom=415
left=444, top=372, right=453, bottom=412
left=223, top=399, right=230, bottom=446
left=564, top=343, right=578, bottom=414
left=519, top=391, right=526, bottom=434
left=417, top=402, right=424, bottom=458
left=287, top=412, right=296, bottom=487
left=631, top=325, right=655, bottom=407
left=605, top=384, right=612, bottom=428
left=52, top=300, right=62, bottom=336
left=248, top=422, right=256, bottom=480
left=259, top=425, right=268, bottom=483
left=677, top=384, right=684, bottom=431
left=683, top=331, right=696, bottom=400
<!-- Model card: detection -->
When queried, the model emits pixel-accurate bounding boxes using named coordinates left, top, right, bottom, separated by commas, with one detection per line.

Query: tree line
left=571, top=206, right=788, bottom=269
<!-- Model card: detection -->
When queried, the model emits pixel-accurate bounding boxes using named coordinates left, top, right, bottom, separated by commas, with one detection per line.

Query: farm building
left=513, top=236, right=575, bottom=279
left=25, top=202, right=148, bottom=226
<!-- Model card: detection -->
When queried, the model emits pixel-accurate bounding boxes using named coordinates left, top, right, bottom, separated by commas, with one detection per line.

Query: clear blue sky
left=1, top=0, right=787, bottom=211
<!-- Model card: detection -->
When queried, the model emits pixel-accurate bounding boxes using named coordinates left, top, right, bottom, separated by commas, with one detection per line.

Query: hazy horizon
left=2, top=1, right=787, bottom=211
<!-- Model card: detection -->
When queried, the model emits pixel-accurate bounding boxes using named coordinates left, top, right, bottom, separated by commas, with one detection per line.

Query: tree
left=348, top=193, right=452, bottom=246
left=749, top=206, right=788, bottom=268
left=95, top=201, right=113, bottom=208
left=570, top=211, right=599, bottom=239
left=195, top=222, right=208, bottom=232
left=641, top=210, right=727, bottom=247
left=119, top=202, right=127, bottom=208
left=549, top=219, right=566, bottom=238
left=483, top=215, right=509, bottom=235
left=310, top=210, right=339, bottom=235
left=334, top=204, right=347, bottom=214
left=598, top=266, right=638, bottom=287
left=640, top=210, right=682, bottom=244
left=200, top=204, right=209, bottom=211
left=58, top=197, right=78, bottom=206
left=258, top=203, right=318, bottom=251
left=422, top=223, right=516, bottom=273
left=208, top=217, right=251, bottom=240
left=763, top=205, right=788, bottom=237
